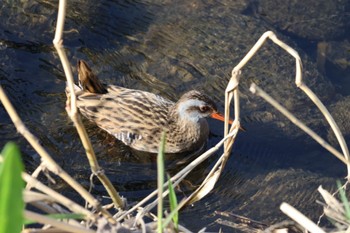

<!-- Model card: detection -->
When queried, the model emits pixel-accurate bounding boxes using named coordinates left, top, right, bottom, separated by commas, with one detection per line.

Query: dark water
left=1, top=0, right=350, bottom=231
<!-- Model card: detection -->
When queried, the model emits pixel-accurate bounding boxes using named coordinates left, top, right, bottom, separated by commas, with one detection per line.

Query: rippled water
left=1, top=0, right=350, bottom=231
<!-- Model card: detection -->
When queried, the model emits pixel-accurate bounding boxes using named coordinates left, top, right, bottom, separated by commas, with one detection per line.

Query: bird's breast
left=165, top=118, right=209, bottom=153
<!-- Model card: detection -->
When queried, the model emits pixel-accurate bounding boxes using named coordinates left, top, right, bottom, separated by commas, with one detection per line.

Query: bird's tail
left=65, top=60, right=107, bottom=95
left=65, top=60, right=107, bottom=112
left=77, top=60, right=107, bottom=94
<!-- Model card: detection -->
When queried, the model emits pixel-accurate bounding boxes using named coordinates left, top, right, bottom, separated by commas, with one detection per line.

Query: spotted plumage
left=67, top=60, right=225, bottom=153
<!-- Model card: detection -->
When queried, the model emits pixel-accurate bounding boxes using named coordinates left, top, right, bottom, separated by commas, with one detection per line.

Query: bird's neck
left=166, top=107, right=209, bottom=152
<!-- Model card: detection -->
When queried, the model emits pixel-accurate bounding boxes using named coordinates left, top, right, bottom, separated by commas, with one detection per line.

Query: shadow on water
left=1, top=0, right=350, bottom=232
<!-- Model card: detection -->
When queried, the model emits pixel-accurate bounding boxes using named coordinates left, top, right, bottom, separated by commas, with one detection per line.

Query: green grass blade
left=157, top=132, right=166, bottom=233
left=167, top=174, right=178, bottom=230
left=0, top=142, right=25, bottom=233
left=336, top=180, right=350, bottom=220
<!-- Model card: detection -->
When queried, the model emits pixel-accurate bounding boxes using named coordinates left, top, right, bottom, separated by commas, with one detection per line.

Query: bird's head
left=175, top=90, right=228, bottom=123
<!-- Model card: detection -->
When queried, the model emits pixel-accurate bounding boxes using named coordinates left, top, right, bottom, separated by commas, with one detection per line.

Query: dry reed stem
left=24, top=190, right=56, bottom=203
left=30, top=202, right=64, bottom=218
left=270, top=34, right=350, bottom=170
left=116, top=130, right=238, bottom=222
left=163, top=69, right=243, bottom=210
left=26, top=163, right=45, bottom=190
left=135, top=168, right=188, bottom=224
left=176, top=73, right=241, bottom=206
left=227, top=31, right=350, bottom=228
left=299, top=84, right=350, bottom=175
left=0, top=86, right=116, bottom=220
left=23, top=228, right=91, bottom=233
left=24, top=210, right=95, bottom=233
left=22, top=173, right=95, bottom=220
left=23, top=228, right=77, bottom=233
left=185, top=122, right=240, bottom=205
left=318, top=185, right=350, bottom=227
left=53, top=0, right=124, bottom=209
left=280, top=203, right=325, bottom=233
left=27, top=201, right=83, bottom=228
left=249, top=84, right=348, bottom=165
left=228, top=31, right=350, bottom=177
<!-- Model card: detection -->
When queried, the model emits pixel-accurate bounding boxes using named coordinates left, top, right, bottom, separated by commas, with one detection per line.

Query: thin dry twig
left=318, top=185, right=350, bottom=227
left=229, top=31, right=350, bottom=176
left=176, top=63, right=242, bottom=207
left=52, top=0, right=124, bottom=209
left=184, top=121, right=240, bottom=205
left=280, top=203, right=325, bottom=233
left=24, top=210, right=95, bottom=233
left=0, top=86, right=115, bottom=221
left=299, top=83, right=350, bottom=175
left=117, top=130, right=238, bottom=222
left=172, top=69, right=242, bottom=210
left=22, top=173, right=95, bottom=220
left=26, top=163, right=45, bottom=190
left=23, top=228, right=79, bottom=233
left=249, top=83, right=348, bottom=165
left=225, top=31, right=350, bottom=231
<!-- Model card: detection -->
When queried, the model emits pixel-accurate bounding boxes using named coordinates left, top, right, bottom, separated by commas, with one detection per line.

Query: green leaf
left=167, top=174, right=178, bottom=231
left=337, top=180, right=350, bottom=220
left=157, top=132, right=166, bottom=233
left=0, top=142, right=25, bottom=233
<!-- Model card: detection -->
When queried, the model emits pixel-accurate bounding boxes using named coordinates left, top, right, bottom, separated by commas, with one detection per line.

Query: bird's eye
left=199, top=105, right=210, bottom=113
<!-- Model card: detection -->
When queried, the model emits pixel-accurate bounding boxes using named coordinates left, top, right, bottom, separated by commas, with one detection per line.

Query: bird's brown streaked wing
left=76, top=88, right=173, bottom=147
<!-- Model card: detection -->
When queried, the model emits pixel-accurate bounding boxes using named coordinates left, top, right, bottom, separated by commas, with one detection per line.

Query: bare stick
left=224, top=70, right=241, bottom=141
left=0, top=86, right=115, bottom=222
left=250, top=83, right=348, bottom=165
left=52, top=0, right=124, bottom=208
left=268, top=31, right=350, bottom=175
left=22, top=173, right=95, bottom=220
left=117, top=130, right=238, bottom=221
left=299, top=84, right=350, bottom=175
left=53, top=0, right=66, bottom=45
left=24, top=210, right=95, bottom=233
left=280, top=203, right=325, bottom=233
left=232, top=32, right=279, bottom=73
left=166, top=73, right=241, bottom=207
left=229, top=31, right=349, bottom=177
left=26, top=163, right=44, bottom=190
left=172, top=70, right=242, bottom=208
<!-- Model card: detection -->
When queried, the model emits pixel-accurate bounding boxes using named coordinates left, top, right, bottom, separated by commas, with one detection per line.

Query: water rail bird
left=66, top=60, right=229, bottom=153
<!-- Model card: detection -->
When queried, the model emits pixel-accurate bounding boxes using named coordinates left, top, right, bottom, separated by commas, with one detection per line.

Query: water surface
left=0, top=0, right=349, bottom=231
